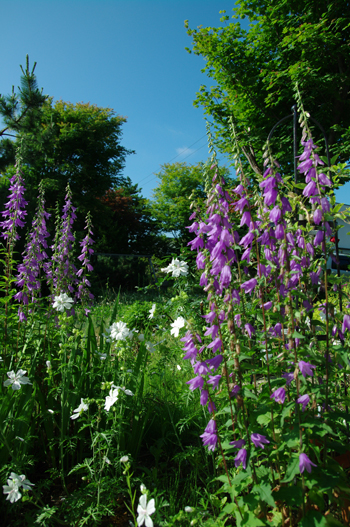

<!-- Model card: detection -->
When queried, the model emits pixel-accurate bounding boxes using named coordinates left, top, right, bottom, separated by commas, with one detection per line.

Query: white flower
left=4, top=370, right=32, bottom=391
left=3, top=472, right=34, bottom=503
left=185, top=506, right=195, bottom=513
left=145, top=341, right=155, bottom=353
left=149, top=304, right=156, bottom=319
left=104, top=387, right=119, bottom=412
left=0, top=356, right=3, bottom=362
left=70, top=398, right=89, bottom=420
left=46, top=360, right=51, bottom=370
left=110, top=321, right=131, bottom=341
left=138, top=333, right=145, bottom=342
left=48, top=409, right=54, bottom=414
left=3, top=478, right=21, bottom=503
left=170, top=316, right=186, bottom=338
left=120, top=455, right=129, bottom=463
left=140, top=483, right=147, bottom=493
left=137, top=494, right=156, bottom=527
left=161, top=258, right=188, bottom=278
left=52, top=293, right=74, bottom=312
left=103, top=456, right=111, bottom=465
left=176, top=365, right=181, bottom=371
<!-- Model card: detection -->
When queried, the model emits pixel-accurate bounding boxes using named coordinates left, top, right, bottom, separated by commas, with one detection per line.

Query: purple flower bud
left=313, top=208, right=323, bottom=225
left=321, top=197, right=330, bottom=213
left=234, top=314, right=241, bottom=328
left=208, top=401, right=216, bottom=414
left=282, top=372, right=294, bottom=385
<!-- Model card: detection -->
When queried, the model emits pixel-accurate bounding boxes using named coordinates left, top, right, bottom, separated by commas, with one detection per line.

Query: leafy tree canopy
left=97, top=178, right=167, bottom=256
left=186, top=0, right=350, bottom=180
left=150, top=161, right=233, bottom=244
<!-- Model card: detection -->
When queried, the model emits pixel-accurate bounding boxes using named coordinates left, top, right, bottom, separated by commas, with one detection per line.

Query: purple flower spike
left=297, top=394, right=310, bottom=412
left=200, top=419, right=218, bottom=451
left=271, top=387, right=286, bottom=404
left=1, top=164, right=28, bottom=242
left=251, top=433, right=270, bottom=449
left=299, top=453, right=317, bottom=474
left=298, top=361, right=316, bottom=378
left=234, top=448, right=247, bottom=469
left=230, top=439, right=246, bottom=448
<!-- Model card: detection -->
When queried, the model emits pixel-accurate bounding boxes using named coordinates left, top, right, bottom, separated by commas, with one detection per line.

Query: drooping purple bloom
left=194, top=362, right=211, bottom=375
left=200, top=419, right=218, bottom=451
left=264, top=188, right=278, bottom=207
left=299, top=453, right=317, bottom=474
left=232, top=289, right=240, bottom=304
left=234, top=314, right=241, bottom=328
left=234, top=448, right=247, bottom=469
left=230, top=385, right=240, bottom=398
left=263, top=301, right=272, bottom=311
left=207, top=337, right=223, bottom=353
left=282, top=372, right=294, bottom=386
left=205, top=355, right=223, bottom=372
left=230, top=439, right=246, bottom=448
left=342, top=314, right=350, bottom=333
left=251, top=433, right=270, bottom=449
left=318, top=173, right=331, bottom=186
left=245, top=323, right=255, bottom=338
left=207, top=375, right=221, bottom=390
left=298, top=361, right=316, bottom=378
left=281, top=197, right=292, bottom=214
left=186, top=375, right=204, bottom=391
left=200, top=389, right=209, bottom=406
left=297, top=394, right=310, bottom=412
left=321, top=197, right=330, bottom=213
left=275, top=224, right=285, bottom=239
left=269, top=206, right=282, bottom=224
left=220, top=265, right=231, bottom=288
left=241, top=278, right=257, bottom=295
left=270, top=387, right=286, bottom=404
left=303, top=180, right=318, bottom=197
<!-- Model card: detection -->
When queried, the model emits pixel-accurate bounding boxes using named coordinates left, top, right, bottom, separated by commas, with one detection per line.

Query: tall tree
left=186, top=1, right=350, bottom=180
left=0, top=55, right=47, bottom=171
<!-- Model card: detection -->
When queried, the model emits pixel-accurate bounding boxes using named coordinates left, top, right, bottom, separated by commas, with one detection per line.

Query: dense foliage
left=185, top=0, right=350, bottom=181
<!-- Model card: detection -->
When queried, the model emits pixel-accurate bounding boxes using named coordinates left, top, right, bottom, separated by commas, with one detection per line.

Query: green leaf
left=235, top=510, right=265, bottom=527
left=252, top=482, right=275, bottom=508
left=243, top=387, right=258, bottom=401
left=299, top=510, right=328, bottom=527
left=281, top=455, right=300, bottom=483
left=273, top=485, right=303, bottom=507
left=257, top=411, right=271, bottom=426
left=292, top=330, right=305, bottom=339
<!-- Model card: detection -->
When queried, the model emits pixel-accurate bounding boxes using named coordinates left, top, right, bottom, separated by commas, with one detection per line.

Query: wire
left=136, top=133, right=208, bottom=186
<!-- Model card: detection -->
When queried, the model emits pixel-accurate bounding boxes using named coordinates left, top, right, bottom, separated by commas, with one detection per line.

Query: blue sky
left=0, top=0, right=349, bottom=204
